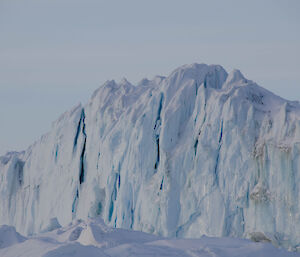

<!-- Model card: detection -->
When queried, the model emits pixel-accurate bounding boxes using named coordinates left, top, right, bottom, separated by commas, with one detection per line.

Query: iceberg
left=0, top=63, right=299, bottom=250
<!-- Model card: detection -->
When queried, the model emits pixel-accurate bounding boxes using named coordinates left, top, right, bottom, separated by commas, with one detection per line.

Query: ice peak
left=103, top=79, right=118, bottom=88
left=224, top=69, right=247, bottom=87
left=120, top=77, right=131, bottom=86
left=166, top=63, right=228, bottom=90
left=171, top=63, right=226, bottom=75
left=138, top=78, right=151, bottom=87
left=152, top=75, right=165, bottom=85
left=169, top=63, right=208, bottom=78
left=138, top=75, right=166, bottom=87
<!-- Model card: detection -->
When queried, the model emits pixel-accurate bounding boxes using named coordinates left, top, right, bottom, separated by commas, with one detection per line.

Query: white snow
left=0, top=63, right=300, bottom=251
left=0, top=218, right=299, bottom=257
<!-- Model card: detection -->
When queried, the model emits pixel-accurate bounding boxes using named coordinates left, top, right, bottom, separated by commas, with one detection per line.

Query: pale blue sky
left=0, top=0, right=299, bottom=155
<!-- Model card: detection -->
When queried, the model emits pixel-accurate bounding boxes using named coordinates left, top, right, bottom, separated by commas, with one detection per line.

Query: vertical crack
left=194, top=90, right=207, bottom=157
left=219, top=120, right=223, bottom=143
left=154, top=93, right=164, bottom=171
left=79, top=138, right=86, bottom=184
left=73, top=109, right=85, bottom=152
left=72, top=189, right=79, bottom=218
left=194, top=139, right=198, bottom=156
left=55, top=145, right=59, bottom=163
left=214, top=120, right=223, bottom=186
left=154, top=136, right=160, bottom=169
left=160, top=177, right=164, bottom=190
left=154, top=93, right=164, bottom=130
left=72, top=108, right=87, bottom=218
left=108, top=172, right=119, bottom=222
left=79, top=108, right=87, bottom=185
left=130, top=208, right=134, bottom=229
left=15, top=159, right=24, bottom=186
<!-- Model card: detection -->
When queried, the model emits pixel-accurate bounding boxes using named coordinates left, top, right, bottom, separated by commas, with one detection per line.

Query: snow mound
left=42, top=243, right=107, bottom=257
left=40, top=217, right=159, bottom=249
left=0, top=225, right=26, bottom=249
left=77, top=218, right=158, bottom=248
left=0, top=218, right=299, bottom=257
left=41, top=218, right=61, bottom=233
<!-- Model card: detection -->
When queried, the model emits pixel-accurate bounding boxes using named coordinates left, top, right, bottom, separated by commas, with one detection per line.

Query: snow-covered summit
left=0, top=63, right=300, bottom=251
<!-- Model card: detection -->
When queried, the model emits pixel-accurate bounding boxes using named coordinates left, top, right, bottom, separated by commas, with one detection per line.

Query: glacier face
left=0, top=63, right=300, bottom=250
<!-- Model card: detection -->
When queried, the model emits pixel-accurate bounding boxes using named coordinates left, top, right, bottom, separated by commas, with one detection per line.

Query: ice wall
left=0, top=63, right=299, bottom=250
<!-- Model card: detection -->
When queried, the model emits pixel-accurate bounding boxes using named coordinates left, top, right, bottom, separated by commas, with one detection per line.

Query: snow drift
left=0, top=218, right=298, bottom=257
left=0, top=225, right=26, bottom=249
left=0, top=63, right=299, bottom=250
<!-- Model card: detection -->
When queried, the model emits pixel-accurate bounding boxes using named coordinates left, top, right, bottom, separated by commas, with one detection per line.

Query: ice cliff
left=0, top=63, right=299, bottom=250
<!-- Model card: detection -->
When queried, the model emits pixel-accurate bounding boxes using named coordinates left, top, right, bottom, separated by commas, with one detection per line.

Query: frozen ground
left=0, top=218, right=299, bottom=257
